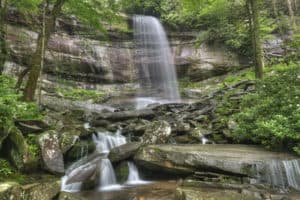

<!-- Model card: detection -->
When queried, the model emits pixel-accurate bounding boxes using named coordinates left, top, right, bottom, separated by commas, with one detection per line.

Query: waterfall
left=61, top=130, right=146, bottom=192
left=126, top=162, right=149, bottom=185
left=260, top=159, right=300, bottom=191
left=133, top=15, right=180, bottom=108
left=93, top=130, right=126, bottom=154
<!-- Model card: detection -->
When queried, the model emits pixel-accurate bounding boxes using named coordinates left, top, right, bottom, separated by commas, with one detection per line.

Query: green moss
left=57, top=88, right=106, bottom=102
left=26, top=134, right=40, bottom=158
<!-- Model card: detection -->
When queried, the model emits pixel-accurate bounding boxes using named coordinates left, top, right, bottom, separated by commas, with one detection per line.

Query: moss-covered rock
left=109, top=142, right=142, bottom=163
left=65, top=140, right=96, bottom=163
left=2, top=127, right=36, bottom=172
left=114, top=161, right=129, bottom=184
left=39, top=130, right=64, bottom=174
left=0, top=179, right=60, bottom=200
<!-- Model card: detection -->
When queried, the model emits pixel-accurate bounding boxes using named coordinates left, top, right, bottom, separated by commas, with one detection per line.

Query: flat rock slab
left=109, top=142, right=142, bottom=163
left=175, top=187, right=257, bottom=200
left=134, top=144, right=299, bottom=176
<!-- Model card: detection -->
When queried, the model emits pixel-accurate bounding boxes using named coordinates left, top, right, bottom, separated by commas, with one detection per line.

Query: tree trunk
left=23, top=0, right=67, bottom=101
left=0, top=0, right=8, bottom=74
left=286, top=0, right=297, bottom=28
left=247, top=0, right=264, bottom=79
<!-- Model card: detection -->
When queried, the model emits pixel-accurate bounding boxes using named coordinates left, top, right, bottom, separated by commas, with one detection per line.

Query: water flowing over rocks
left=134, top=145, right=300, bottom=187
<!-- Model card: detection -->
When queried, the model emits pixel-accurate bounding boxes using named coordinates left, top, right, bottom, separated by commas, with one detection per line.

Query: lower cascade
left=263, top=159, right=300, bottom=191
left=61, top=130, right=146, bottom=192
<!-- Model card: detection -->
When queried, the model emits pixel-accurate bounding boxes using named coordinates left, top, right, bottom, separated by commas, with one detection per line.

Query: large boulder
left=108, top=142, right=142, bottom=163
left=1, top=127, right=35, bottom=171
left=134, top=144, right=299, bottom=178
left=0, top=179, right=60, bottom=200
left=65, top=140, right=96, bottom=163
left=63, top=154, right=102, bottom=190
left=141, top=121, right=172, bottom=144
left=39, top=130, right=64, bottom=174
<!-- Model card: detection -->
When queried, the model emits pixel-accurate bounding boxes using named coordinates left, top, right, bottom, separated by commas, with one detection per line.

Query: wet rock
left=114, top=161, right=130, bottom=184
left=64, top=155, right=101, bottom=186
left=81, top=163, right=101, bottom=190
left=39, top=130, right=64, bottom=174
left=109, top=142, right=142, bottom=163
left=58, top=192, right=87, bottom=200
left=65, top=140, right=96, bottom=162
left=60, top=130, right=81, bottom=154
left=134, top=144, right=299, bottom=177
left=141, top=121, right=172, bottom=144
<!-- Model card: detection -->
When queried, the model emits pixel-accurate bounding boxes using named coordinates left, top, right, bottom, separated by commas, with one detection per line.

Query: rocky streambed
left=1, top=80, right=300, bottom=200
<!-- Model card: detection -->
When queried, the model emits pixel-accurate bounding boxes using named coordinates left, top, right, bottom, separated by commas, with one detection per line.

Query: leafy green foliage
left=26, top=134, right=40, bottom=157
left=0, top=75, right=42, bottom=130
left=0, top=159, right=14, bottom=177
left=233, top=64, right=300, bottom=154
left=57, top=88, right=105, bottom=102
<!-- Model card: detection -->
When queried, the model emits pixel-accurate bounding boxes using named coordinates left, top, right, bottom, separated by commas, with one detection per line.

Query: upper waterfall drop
left=133, top=15, right=180, bottom=107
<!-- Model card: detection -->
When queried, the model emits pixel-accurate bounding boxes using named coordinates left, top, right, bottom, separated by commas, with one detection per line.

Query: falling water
left=61, top=130, right=146, bottom=192
left=260, top=159, right=300, bottom=191
left=92, top=130, right=126, bottom=154
left=126, top=162, right=149, bottom=185
left=133, top=15, right=180, bottom=108
left=93, top=131, right=126, bottom=190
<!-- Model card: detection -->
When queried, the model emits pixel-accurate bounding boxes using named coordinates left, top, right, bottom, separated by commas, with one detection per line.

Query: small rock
left=58, top=192, right=87, bottom=200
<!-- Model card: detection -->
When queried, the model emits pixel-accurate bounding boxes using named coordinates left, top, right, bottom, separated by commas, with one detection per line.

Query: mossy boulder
left=109, top=142, right=142, bottom=163
left=65, top=140, right=96, bottom=162
left=39, top=130, right=64, bottom=174
left=1, top=127, right=36, bottom=171
left=114, top=161, right=129, bottom=184
left=0, top=179, right=60, bottom=200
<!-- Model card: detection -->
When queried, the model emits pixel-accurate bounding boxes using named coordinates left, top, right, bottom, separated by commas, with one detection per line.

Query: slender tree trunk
left=23, top=0, right=67, bottom=101
left=286, top=0, right=297, bottom=28
left=247, top=0, right=264, bottom=79
left=0, top=0, right=8, bottom=74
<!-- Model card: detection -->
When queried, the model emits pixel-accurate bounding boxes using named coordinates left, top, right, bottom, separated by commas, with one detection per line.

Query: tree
left=22, top=0, right=120, bottom=101
left=246, top=0, right=264, bottom=79
left=0, top=0, right=8, bottom=74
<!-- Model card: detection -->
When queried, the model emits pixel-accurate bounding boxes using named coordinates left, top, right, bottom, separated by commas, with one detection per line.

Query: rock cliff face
left=4, top=14, right=279, bottom=84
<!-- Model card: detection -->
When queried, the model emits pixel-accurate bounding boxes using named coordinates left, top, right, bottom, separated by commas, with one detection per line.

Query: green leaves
left=233, top=64, right=300, bottom=154
left=64, top=0, right=121, bottom=32
left=0, top=75, right=42, bottom=130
